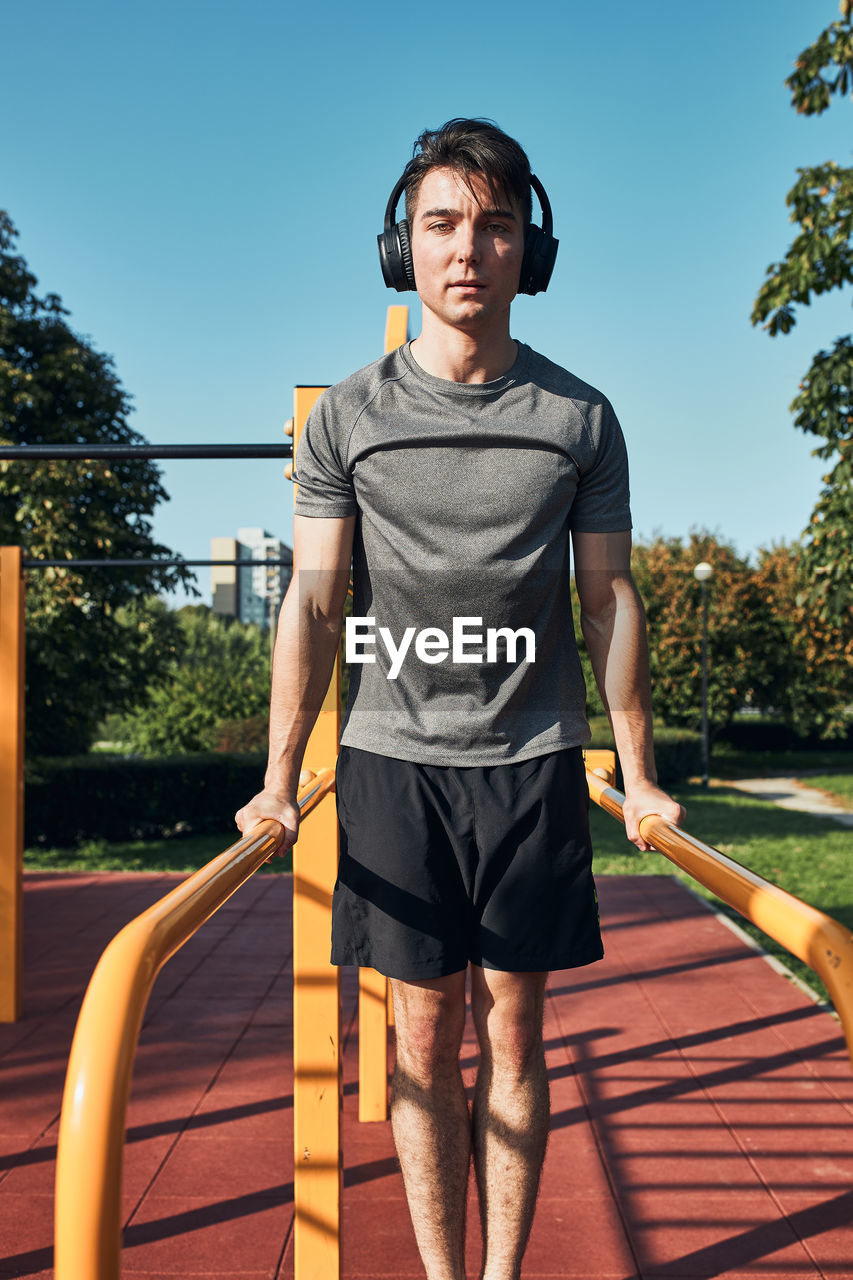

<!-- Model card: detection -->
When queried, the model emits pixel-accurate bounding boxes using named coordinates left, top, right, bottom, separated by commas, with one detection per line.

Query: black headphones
left=377, top=171, right=559, bottom=296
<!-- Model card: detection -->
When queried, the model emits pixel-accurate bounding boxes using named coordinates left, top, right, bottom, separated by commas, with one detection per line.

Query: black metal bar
left=0, top=444, right=292, bottom=460
left=22, top=559, right=292, bottom=569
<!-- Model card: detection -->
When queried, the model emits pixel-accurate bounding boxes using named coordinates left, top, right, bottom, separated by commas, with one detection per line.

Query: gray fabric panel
left=293, top=341, right=631, bottom=765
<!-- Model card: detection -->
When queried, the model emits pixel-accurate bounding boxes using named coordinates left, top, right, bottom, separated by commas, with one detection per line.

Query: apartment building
left=210, top=527, right=293, bottom=630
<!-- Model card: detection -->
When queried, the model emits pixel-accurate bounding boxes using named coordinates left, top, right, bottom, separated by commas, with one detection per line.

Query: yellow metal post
left=358, top=967, right=390, bottom=1121
left=0, top=547, right=24, bottom=1022
left=384, top=304, right=409, bottom=353
left=292, top=386, right=343, bottom=1280
left=355, top=306, right=409, bottom=1122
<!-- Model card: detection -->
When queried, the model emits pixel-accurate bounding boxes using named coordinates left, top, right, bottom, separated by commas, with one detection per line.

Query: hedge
left=714, top=718, right=853, bottom=752
left=25, top=752, right=267, bottom=848
left=586, top=718, right=703, bottom=789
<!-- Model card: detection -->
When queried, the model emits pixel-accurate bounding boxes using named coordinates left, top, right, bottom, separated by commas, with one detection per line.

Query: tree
left=751, top=2, right=853, bottom=626
left=752, top=542, right=852, bottom=739
left=120, top=607, right=271, bottom=756
left=0, top=212, right=196, bottom=755
left=626, top=533, right=851, bottom=741
left=629, top=532, right=781, bottom=736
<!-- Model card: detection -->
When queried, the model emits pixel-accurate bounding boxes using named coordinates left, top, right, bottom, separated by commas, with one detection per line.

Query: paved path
left=1, top=871, right=851, bottom=1278
left=716, top=776, right=853, bottom=826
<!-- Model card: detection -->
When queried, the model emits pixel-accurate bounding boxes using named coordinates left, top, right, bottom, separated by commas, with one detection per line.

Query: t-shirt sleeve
left=293, top=393, right=358, bottom=518
left=568, top=398, right=632, bottom=532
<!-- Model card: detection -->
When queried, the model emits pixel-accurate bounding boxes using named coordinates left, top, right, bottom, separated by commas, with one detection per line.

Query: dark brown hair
left=403, top=118, right=533, bottom=226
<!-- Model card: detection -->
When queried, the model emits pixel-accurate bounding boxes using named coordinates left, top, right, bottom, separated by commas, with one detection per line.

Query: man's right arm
left=234, top=513, right=355, bottom=850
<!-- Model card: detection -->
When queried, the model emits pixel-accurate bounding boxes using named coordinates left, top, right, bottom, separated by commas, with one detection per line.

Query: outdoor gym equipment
left=1, top=305, right=850, bottom=1278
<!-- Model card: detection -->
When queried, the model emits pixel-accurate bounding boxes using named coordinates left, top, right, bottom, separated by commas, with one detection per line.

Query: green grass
left=24, top=832, right=293, bottom=874
left=795, top=772, right=853, bottom=807
left=591, top=782, right=853, bottom=1003
left=708, top=744, right=853, bottom=807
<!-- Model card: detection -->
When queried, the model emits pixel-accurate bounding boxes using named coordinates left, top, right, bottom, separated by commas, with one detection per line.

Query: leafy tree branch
left=0, top=211, right=198, bottom=754
left=750, top=3, right=853, bottom=638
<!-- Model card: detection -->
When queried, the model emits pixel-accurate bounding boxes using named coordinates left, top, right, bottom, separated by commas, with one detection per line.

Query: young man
left=236, top=118, right=684, bottom=1280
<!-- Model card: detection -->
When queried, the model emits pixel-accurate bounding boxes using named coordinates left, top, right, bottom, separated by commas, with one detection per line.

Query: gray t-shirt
left=294, top=340, right=631, bottom=765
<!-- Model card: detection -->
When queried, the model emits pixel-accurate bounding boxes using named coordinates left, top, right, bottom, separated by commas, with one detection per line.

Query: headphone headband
left=377, top=170, right=559, bottom=296
left=383, top=172, right=409, bottom=236
left=529, top=174, right=553, bottom=239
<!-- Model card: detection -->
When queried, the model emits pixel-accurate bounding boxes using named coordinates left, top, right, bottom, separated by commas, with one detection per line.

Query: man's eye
left=429, top=222, right=452, bottom=233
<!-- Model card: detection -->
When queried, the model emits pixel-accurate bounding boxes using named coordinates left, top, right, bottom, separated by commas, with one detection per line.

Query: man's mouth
left=450, top=280, right=486, bottom=290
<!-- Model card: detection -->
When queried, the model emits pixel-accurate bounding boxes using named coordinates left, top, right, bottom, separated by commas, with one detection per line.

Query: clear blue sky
left=4, top=0, right=851, bottom=606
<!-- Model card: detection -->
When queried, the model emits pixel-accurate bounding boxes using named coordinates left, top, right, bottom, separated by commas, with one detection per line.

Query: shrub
left=214, top=714, right=270, bottom=753
left=715, top=717, right=853, bottom=753
left=586, top=718, right=702, bottom=788
left=121, top=609, right=271, bottom=756
left=25, top=752, right=267, bottom=847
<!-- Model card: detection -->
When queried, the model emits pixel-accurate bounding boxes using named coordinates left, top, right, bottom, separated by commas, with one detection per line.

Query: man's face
left=408, top=166, right=525, bottom=334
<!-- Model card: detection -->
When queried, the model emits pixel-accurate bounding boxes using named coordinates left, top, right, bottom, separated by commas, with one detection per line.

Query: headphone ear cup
left=397, top=219, right=416, bottom=290
left=377, top=221, right=417, bottom=292
left=519, top=222, right=559, bottom=296
left=378, top=231, right=391, bottom=288
left=378, top=228, right=400, bottom=290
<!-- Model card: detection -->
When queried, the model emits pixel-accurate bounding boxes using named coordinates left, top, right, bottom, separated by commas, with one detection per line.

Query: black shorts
left=331, top=745, right=603, bottom=980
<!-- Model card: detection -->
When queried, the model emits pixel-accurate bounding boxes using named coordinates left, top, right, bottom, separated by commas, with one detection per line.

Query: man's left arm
left=572, top=528, right=685, bottom=849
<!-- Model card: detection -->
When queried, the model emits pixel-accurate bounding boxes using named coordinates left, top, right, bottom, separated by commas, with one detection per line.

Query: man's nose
left=456, top=225, right=481, bottom=262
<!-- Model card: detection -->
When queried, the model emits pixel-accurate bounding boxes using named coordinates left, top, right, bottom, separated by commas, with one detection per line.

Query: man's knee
left=391, top=972, right=467, bottom=1080
left=472, top=969, right=547, bottom=1076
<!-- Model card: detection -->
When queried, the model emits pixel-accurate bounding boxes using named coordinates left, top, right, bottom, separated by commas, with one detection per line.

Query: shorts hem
left=476, top=946, right=604, bottom=973
left=330, top=948, right=469, bottom=981
left=330, top=946, right=604, bottom=980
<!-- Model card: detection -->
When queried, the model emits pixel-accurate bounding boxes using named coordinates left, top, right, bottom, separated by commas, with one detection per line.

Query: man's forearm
left=580, top=579, right=657, bottom=788
left=263, top=576, right=346, bottom=798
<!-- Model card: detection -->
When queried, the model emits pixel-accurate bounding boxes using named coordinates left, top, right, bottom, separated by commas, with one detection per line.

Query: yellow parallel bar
left=585, top=768, right=853, bottom=1068
left=0, top=546, right=24, bottom=1022
left=54, top=769, right=334, bottom=1280
left=292, top=386, right=343, bottom=1280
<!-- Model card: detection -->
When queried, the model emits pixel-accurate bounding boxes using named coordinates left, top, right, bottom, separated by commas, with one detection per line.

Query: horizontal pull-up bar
left=0, top=443, right=292, bottom=460
left=22, top=558, right=292, bottom=569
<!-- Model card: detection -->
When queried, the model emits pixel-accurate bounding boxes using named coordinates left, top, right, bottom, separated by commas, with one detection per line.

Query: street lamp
left=693, top=561, right=713, bottom=787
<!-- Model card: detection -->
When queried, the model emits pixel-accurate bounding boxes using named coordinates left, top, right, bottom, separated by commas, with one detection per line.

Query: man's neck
left=410, top=319, right=518, bottom=384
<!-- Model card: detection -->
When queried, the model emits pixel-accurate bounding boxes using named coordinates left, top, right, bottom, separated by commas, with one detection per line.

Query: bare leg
left=389, top=971, right=470, bottom=1280
left=470, top=967, right=549, bottom=1280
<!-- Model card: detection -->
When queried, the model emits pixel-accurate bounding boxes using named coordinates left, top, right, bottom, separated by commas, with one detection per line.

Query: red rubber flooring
left=0, top=870, right=851, bottom=1278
